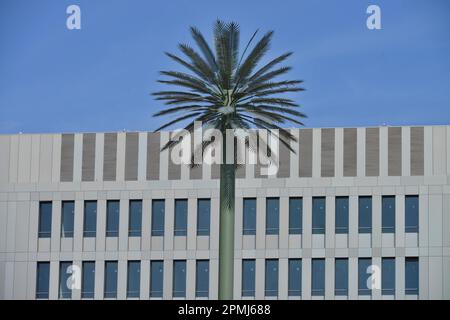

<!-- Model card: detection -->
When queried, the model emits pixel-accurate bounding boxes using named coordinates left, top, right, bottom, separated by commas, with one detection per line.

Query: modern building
left=0, top=125, right=449, bottom=300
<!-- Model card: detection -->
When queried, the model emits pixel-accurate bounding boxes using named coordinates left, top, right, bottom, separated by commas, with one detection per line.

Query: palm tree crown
left=152, top=20, right=306, bottom=153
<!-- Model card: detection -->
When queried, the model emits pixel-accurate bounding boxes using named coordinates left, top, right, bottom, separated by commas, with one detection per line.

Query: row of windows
left=38, top=195, right=419, bottom=240
left=36, top=260, right=209, bottom=299
left=35, top=257, right=419, bottom=299
left=244, top=195, right=418, bottom=235
left=38, top=199, right=211, bottom=239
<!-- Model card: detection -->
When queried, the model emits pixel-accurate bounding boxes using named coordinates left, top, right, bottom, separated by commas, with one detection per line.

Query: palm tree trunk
left=218, top=137, right=235, bottom=300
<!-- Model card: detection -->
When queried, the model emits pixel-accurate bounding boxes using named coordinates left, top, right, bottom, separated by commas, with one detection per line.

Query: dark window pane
left=265, top=259, right=278, bottom=297
left=358, top=258, right=372, bottom=295
left=39, top=202, right=52, bottom=238
left=106, top=200, right=120, bottom=237
left=358, top=196, right=372, bottom=233
left=82, top=261, right=95, bottom=298
left=129, top=200, right=142, bottom=237
left=312, top=197, right=325, bottom=234
left=127, top=261, right=140, bottom=298
left=335, top=258, right=348, bottom=296
left=83, top=201, right=97, bottom=237
left=150, top=260, right=164, bottom=298
left=104, top=261, right=118, bottom=298
left=382, top=258, right=395, bottom=295
left=197, top=199, right=210, bottom=236
left=312, top=258, right=325, bottom=296
left=382, top=196, right=395, bottom=233
left=288, top=259, right=301, bottom=296
left=335, top=197, right=349, bottom=234
left=61, top=201, right=74, bottom=238
left=36, top=262, right=50, bottom=299
left=59, top=261, right=72, bottom=299
left=405, top=195, right=419, bottom=233
left=405, top=257, right=419, bottom=295
left=289, top=198, right=302, bottom=234
left=242, top=259, right=255, bottom=297
left=266, top=198, right=279, bottom=235
left=196, top=260, right=209, bottom=297
left=174, top=199, right=187, bottom=236
left=243, top=198, right=256, bottom=235
left=152, top=200, right=165, bottom=236
left=173, top=260, right=186, bottom=297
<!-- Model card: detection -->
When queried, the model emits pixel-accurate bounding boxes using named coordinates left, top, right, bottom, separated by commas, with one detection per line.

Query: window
left=36, top=262, right=50, bottom=299
left=382, top=258, right=395, bottom=295
left=382, top=196, right=395, bottom=233
left=128, top=200, right=142, bottom=237
left=151, top=200, right=165, bottom=236
left=405, top=257, right=419, bottom=295
left=174, top=199, right=187, bottom=236
left=312, top=258, right=325, bottom=296
left=265, top=259, right=278, bottom=297
left=81, top=261, right=95, bottom=299
left=266, top=198, right=279, bottom=235
left=197, top=199, right=210, bottom=236
left=106, top=200, right=119, bottom=237
left=288, top=259, right=301, bottom=296
left=335, top=197, right=349, bottom=234
left=312, top=197, right=325, bottom=234
left=289, top=198, right=302, bottom=234
left=61, top=201, right=74, bottom=238
left=335, top=258, right=348, bottom=296
left=243, top=198, right=256, bottom=235
left=173, top=260, right=186, bottom=298
left=196, top=260, right=209, bottom=297
left=358, top=196, right=372, bottom=233
left=38, top=202, right=52, bottom=238
left=405, top=195, right=419, bottom=233
left=150, top=260, right=164, bottom=298
left=83, top=201, right=97, bottom=238
left=127, top=261, right=140, bottom=298
left=104, top=261, right=118, bottom=298
left=59, top=261, right=72, bottom=299
left=242, top=259, right=255, bottom=297
left=358, top=258, right=372, bottom=295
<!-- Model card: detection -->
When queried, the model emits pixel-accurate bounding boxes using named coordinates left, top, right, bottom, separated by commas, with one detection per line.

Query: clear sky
left=1, top=0, right=449, bottom=134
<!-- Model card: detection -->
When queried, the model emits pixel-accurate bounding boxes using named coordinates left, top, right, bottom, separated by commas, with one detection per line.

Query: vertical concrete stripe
left=60, top=134, right=74, bottom=182
left=103, top=133, right=117, bottom=181
left=82, top=133, right=96, bottom=181
left=125, top=132, right=139, bottom=181
left=343, top=128, right=357, bottom=177
left=321, top=128, right=335, bottom=177
left=168, top=133, right=181, bottom=180
left=365, top=128, right=379, bottom=176
left=388, top=127, right=402, bottom=176
left=298, top=129, right=312, bottom=177
left=147, top=132, right=161, bottom=180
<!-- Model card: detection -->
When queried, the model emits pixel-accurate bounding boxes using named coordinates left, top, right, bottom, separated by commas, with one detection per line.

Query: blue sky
left=0, top=0, right=449, bottom=134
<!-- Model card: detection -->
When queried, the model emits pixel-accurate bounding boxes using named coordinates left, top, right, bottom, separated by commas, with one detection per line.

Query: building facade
left=0, top=125, right=449, bottom=300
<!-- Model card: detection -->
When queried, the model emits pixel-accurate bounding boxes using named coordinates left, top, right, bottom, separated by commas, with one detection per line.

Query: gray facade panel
left=103, top=133, right=117, bottom=181
left=125, top=132, right=139, bottom=181
left=299, top=129, right=313, bottom=177
left=411, top=127, right=424, bottom=176
left=147, top=132, right=160, bottom=180
left=388, top=127, right=402, bottom=176
left=321, top=128, right=335, bottom=177
left=82, top=133, right=96, bottom=181
left=60, top=134, right=74, bottom=182
left=343, top=128, right=357, bottom=177
left=365, top=128, right=380, bottom=176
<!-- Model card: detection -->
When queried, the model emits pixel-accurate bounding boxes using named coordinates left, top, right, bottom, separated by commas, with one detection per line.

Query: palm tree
left=152, top=20, right=306, bottom=300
